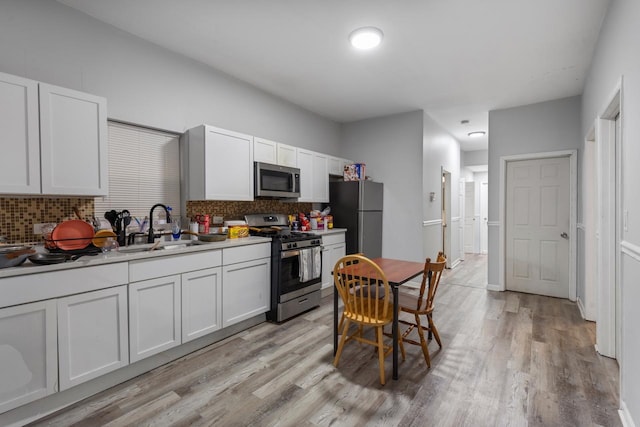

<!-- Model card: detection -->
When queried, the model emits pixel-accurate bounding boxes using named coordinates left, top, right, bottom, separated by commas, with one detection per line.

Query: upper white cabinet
left=253, top=137, right=277, bottom=164
left=298, top=149, right=329, bottom=203
left=57, top=286, right=128, bottom=390
left=276, top=143, right=297, bottom=167
left=0, top=300, right=57, bottom=413
left=0, top=72, right=40, bottom=194
left=328, top=156, right=355, bottom=177
left=253, top=138, right=297, bottom=168
left=0, top=72, right=108, bottom=196
left=182, top=125, right=254, bottom=201
left=39, top=83, right=108, bottom=196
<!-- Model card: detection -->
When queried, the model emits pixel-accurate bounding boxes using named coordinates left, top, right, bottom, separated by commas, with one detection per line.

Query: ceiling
left=57, top=0, right=610, bottom=151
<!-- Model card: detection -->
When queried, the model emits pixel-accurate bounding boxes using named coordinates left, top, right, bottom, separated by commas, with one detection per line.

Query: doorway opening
left=442, top=169, right=451, bottom=268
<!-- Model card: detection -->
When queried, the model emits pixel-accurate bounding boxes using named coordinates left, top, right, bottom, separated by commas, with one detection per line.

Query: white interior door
left=464, top=182, right=475, bottom=253
left=480, top=181, right=488, bottom=254
left=506, top=156, right=570, bottom=298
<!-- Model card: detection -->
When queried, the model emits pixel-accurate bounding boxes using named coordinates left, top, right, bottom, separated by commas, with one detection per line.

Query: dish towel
left=311, top=246, right=322, bottom=280
left=300, top=249, right=311, bottom=282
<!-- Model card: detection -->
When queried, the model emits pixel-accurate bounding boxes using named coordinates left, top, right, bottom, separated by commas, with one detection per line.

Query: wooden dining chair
left=396, top=252, right=446, bottom=368
left=333, top=254, right=401, bottom=385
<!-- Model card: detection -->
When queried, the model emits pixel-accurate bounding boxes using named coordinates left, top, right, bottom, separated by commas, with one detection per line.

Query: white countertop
left=311, top=228, right=347, bottom=235
left=0, top=236, right=272, bottom=279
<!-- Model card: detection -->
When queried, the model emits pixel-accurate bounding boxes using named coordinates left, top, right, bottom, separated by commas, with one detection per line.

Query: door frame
left=441, top=168, right=452, bottom=268
left=594, top=76, right=622, bottom=360
left=498, top=149, right=577, bottom=300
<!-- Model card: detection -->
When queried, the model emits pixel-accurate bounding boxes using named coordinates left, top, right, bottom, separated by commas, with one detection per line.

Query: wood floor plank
left=27, top=254, right=621, bottom=427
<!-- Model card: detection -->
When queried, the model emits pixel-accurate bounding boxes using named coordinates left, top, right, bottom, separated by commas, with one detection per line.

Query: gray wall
left=0, top=0, right=340, bottom=153
left=463, top=149, right=488, bottom=167
left=341, top=111, right=425, bottom=262
left=581, top=0, right=640, bottom=422
left=487, top=96, right=582, bottom=287
left=422, top=113, right=462, bottom=262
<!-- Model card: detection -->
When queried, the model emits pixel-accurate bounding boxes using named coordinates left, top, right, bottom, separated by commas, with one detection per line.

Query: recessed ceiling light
left=349, top=27, right=383, bottom=50
left=468, top=131, right=486, bottom=138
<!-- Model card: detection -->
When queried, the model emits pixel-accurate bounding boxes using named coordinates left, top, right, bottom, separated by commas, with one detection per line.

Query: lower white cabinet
left=321, top=233, right=347, bottom=290
left=222, top=258, right=270, bottom=327
left=182, top=267, right=223, bottom=343
left=129, top=275, right=182, bottom=363
left=0, top=300, right=57, bottom=413
left=57, top=286, right=128, bottom=390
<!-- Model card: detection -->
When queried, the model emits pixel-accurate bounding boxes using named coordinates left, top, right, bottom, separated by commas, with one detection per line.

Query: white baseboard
left=486, top=283, right=502, bottom=292
left=620, top=399, right=637, bottom=427
left=450, top=258, right=461, bottom=269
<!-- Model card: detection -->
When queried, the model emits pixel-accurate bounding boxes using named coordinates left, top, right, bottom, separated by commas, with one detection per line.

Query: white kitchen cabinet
left=0, top=72, right=40, bottom=194
left=0, top=300, right=57, bottom=413
left=313, top=152, right=329, bottom=202
left=39, top=83, right=108, bottom=196
left=222, top=244, right=270, bottom=327
left=182, top=267, right=222, bottom=343
left=0, top=73, right=107, bottom=196
left=328, top=156, right=343, bottom=177
left=181, top=125, right=254, bottom=201
left=253, top=137, right=277, bottom=164
left=321, top=233, right=347, bottom=290
left=298, top=149, right=329, bottom=202
left=129, top=275, right=182, bottom=362
left=297, top=149, right=314, bottom=202
left=276, top=143, right=297, bottom=167
left=57, top=286, right=128, bottom=390
left=254, top=138, right=297, bottom=168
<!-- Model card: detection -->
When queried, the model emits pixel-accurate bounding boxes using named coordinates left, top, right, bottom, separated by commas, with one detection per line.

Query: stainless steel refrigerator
left=329, top=180, right=383, bottom=258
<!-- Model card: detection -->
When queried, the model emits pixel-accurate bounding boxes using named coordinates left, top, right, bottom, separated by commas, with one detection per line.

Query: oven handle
left=281, top=250, right=300, bottom=259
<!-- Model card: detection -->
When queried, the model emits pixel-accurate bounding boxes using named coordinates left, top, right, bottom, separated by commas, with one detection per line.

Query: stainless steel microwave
left=254, top=162, right=301, bottom=198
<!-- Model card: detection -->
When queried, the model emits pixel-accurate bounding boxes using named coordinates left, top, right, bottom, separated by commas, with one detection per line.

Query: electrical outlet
left=33, top=223, right=55, bottom=234
left=213, top=216, right=223, bottom=224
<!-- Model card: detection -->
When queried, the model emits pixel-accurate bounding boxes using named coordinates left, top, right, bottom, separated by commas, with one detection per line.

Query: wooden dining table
left=333, top=257, right=425, bottom=380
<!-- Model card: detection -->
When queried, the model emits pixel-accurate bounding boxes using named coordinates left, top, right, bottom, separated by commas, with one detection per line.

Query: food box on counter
left=344, top=163, right=366, bottom=181
left=224, top=220, right=249, bottom=239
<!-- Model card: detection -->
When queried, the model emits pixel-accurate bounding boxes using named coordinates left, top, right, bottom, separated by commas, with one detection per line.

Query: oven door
left=280, top=247, right=321, bottom=299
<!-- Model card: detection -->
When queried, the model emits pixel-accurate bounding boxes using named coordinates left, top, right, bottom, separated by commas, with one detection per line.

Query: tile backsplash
left=186, top=200, right=313, bottom=224
left=0, top=197, right=314, bottom=244
left=0, top=197, right=95, bottom=244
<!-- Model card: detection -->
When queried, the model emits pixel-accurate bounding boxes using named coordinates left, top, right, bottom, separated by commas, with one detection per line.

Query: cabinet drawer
left=129, top=250, right=222, bottom=282
left=321, top=233, right=345, bottom=246
left=0, top=263, right=129, bottom=309
left=223, top=243, right=270, bottom=265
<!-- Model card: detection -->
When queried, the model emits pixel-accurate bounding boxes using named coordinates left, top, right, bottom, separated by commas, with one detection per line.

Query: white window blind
left=95, top=122, right=181, bottom=223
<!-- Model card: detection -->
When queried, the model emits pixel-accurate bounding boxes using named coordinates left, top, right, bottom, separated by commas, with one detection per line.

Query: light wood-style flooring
left=31, top=254, right=620, bottom=426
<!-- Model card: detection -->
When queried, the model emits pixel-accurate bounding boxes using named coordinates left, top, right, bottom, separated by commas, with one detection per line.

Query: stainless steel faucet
left=147, top=204, right=172, bottom=243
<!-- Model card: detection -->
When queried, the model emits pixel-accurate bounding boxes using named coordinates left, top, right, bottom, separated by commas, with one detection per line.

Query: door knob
left=561, top=232, right=568, bottom=239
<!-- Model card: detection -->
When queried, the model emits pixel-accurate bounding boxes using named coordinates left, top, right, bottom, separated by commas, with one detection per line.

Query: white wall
left=422, top=114, right=462, bottom=262
left=487, top=96, right=582, bottom=287
left=340, top=111, right=424, bottom=262
left=581, top=0, right=640, bottom=423
left=0, top=0, right=340, bottom=153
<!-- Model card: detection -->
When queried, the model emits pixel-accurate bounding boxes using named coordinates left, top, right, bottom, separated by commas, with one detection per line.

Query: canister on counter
left=326, top=215, right=333, bottom=229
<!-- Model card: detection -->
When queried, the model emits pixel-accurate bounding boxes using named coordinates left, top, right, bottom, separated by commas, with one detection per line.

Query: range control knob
left=287, top=243, right=293, bottom=249
left=293, top=243, right=298, bottom=248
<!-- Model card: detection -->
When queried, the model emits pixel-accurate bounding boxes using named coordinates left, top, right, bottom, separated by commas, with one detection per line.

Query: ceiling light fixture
left=349, top=27, right=383, bottom=50
left=468, top=131, right=486, bottom=138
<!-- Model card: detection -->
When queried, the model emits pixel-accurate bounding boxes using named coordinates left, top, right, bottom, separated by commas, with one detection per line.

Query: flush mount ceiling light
left=349, top=27, right=383, bottom=50
left=468, top=131, right=486, bottom=138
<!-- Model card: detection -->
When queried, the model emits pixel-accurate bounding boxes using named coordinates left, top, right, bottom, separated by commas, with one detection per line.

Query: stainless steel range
left=245, top=214, right=322, bottom=322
